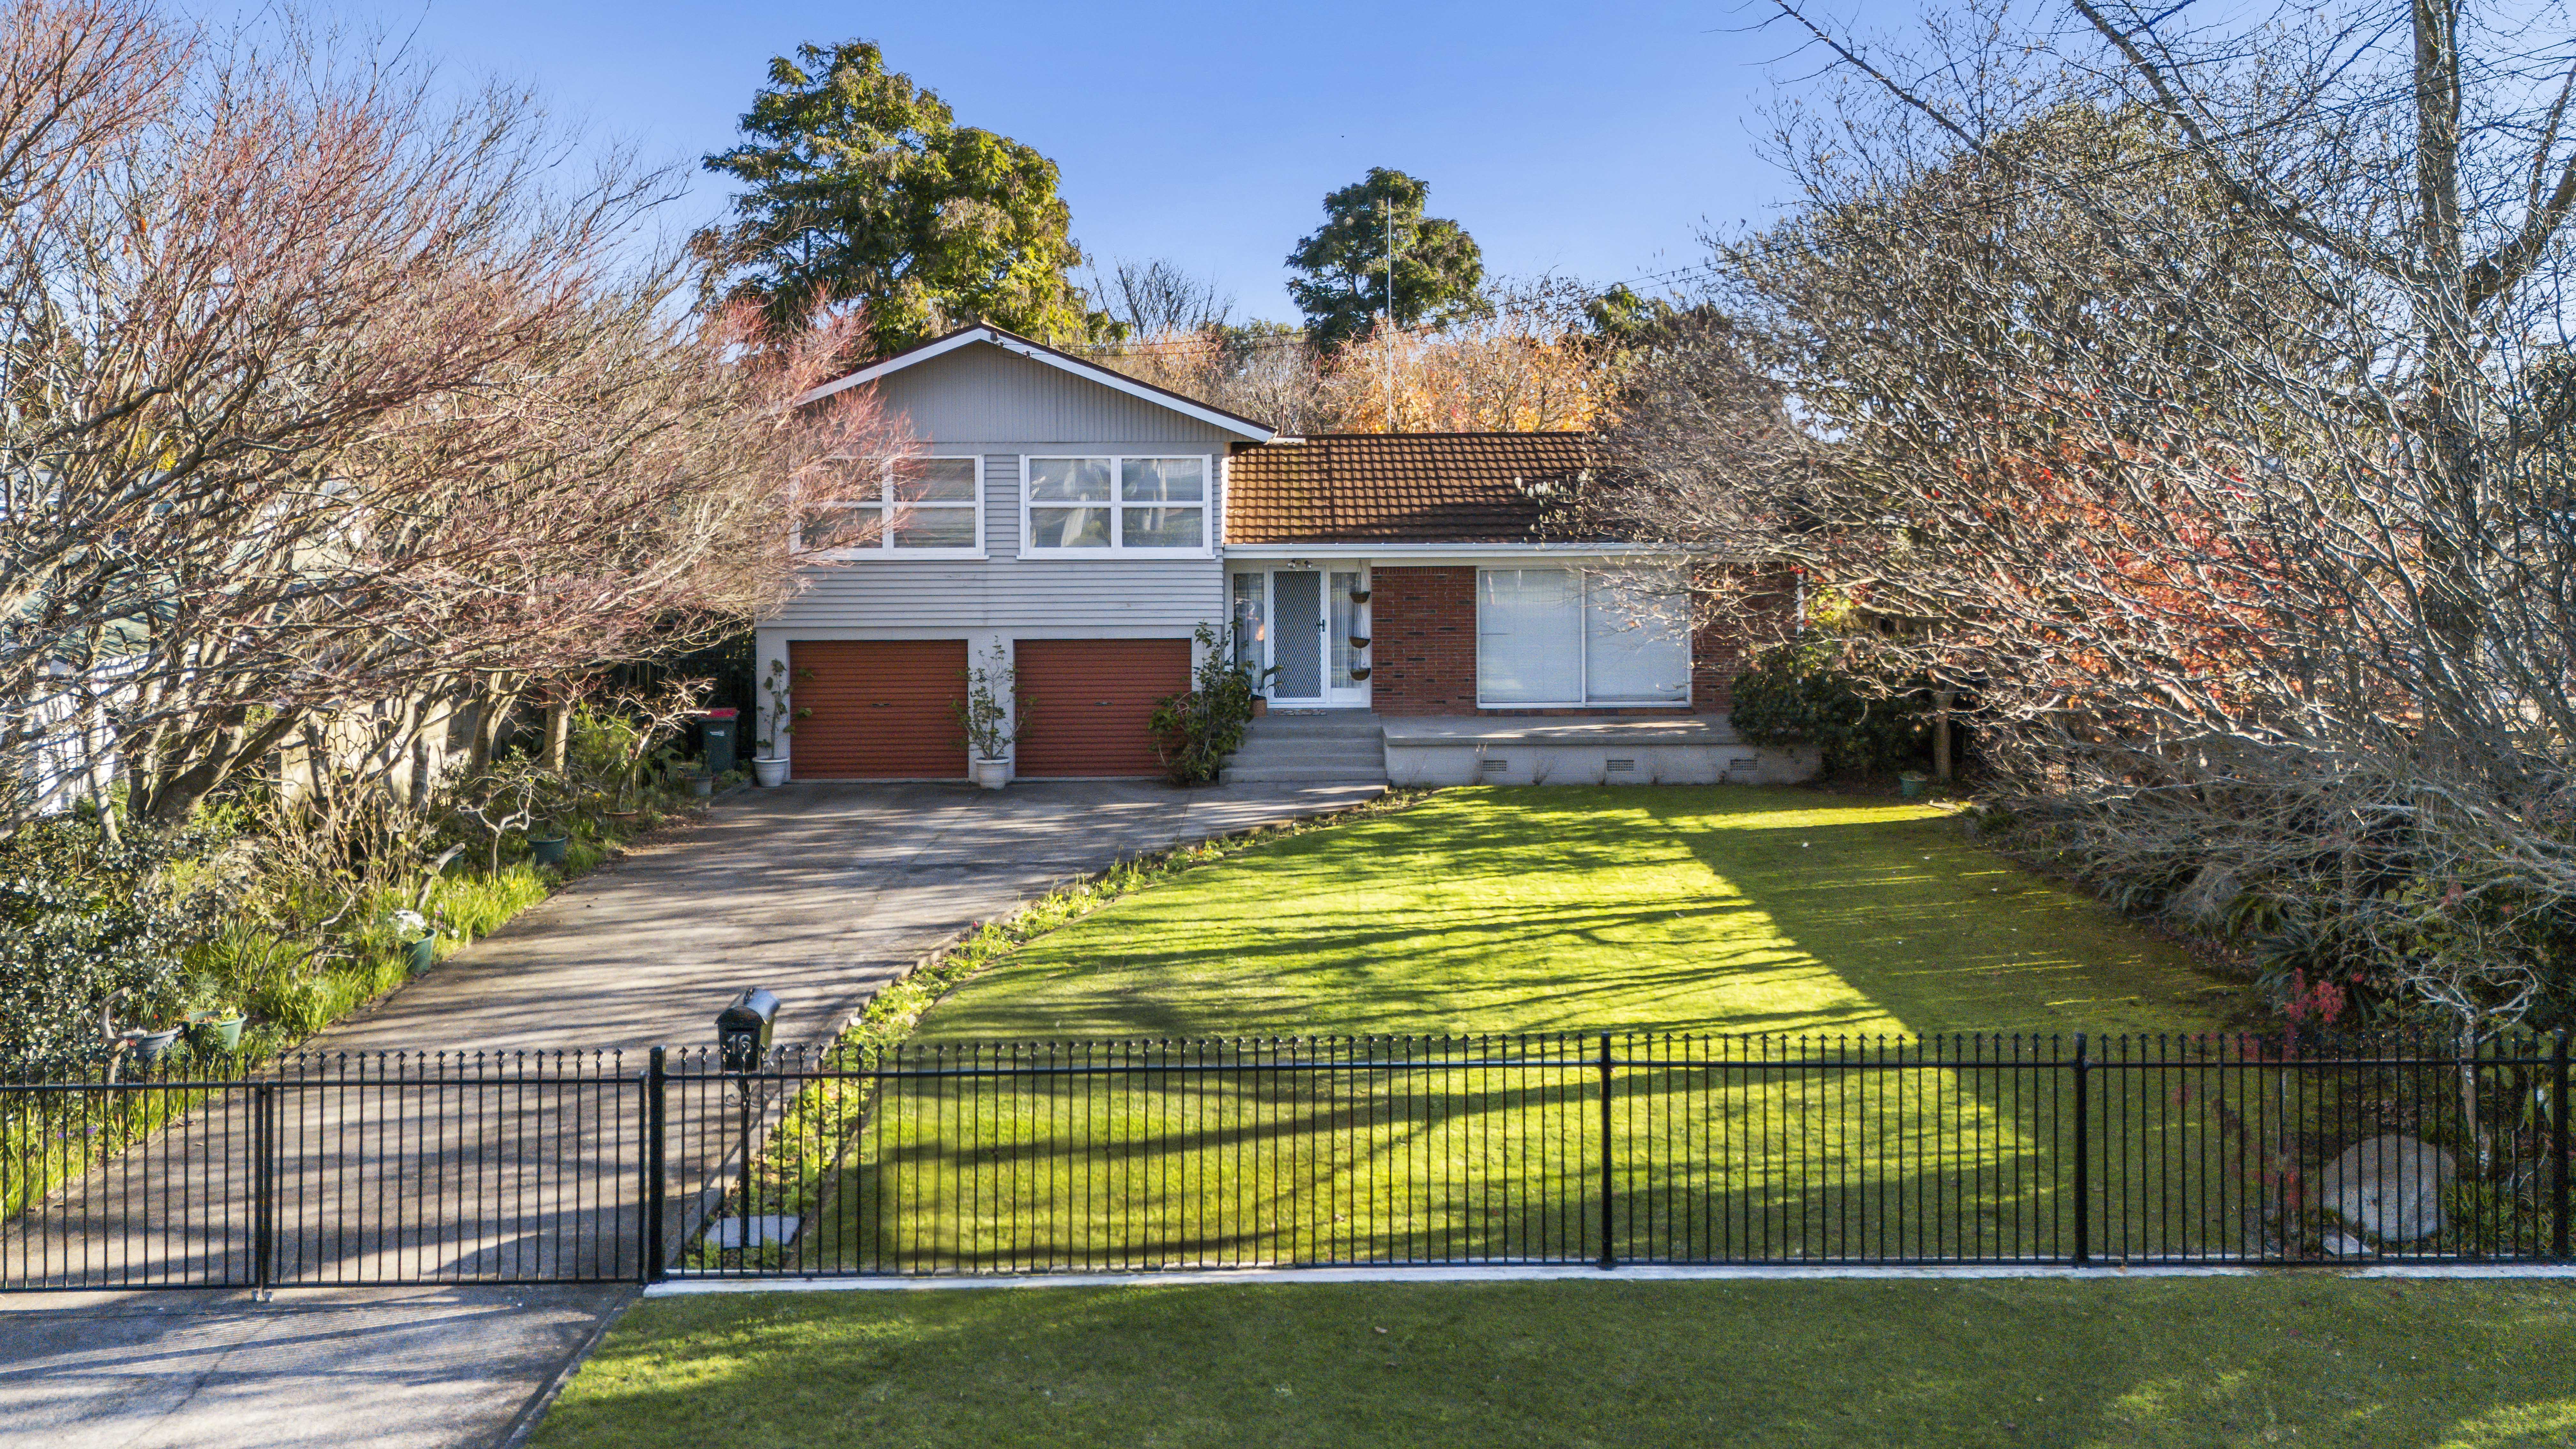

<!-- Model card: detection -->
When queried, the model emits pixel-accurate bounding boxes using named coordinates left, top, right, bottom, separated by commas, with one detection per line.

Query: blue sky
left=337, top=0, right=1891, bottom=322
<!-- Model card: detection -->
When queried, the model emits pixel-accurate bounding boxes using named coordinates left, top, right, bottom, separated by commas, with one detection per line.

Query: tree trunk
left=543, top=692, right=571, bottom=775
left=1932, top=689, right=1956, bottom=782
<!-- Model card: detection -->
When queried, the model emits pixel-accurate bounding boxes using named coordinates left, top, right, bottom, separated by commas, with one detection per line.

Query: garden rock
left=2321, top=1134, right=2454, bottom=1244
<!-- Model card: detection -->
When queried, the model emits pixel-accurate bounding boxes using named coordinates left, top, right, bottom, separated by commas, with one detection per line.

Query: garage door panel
left=788, top=640, right=968, bottom=779
left=1014, top=639, right=1192, bottom=777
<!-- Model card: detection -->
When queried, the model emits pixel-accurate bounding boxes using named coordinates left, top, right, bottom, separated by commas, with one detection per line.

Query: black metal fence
left=6, top=1032, right=2570, bottom=1289
left=2, top=1052, right=647, bottom=1290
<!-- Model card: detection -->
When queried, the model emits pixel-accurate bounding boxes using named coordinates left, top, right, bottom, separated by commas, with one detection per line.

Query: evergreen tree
left=698, top=40, right=1096, bottom=358
left=1287, top=168, right=1483, bottom=349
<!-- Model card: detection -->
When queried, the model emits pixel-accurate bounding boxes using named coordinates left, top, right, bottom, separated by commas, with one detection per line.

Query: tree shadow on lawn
left=922, top=786, right=2238, bottom=1043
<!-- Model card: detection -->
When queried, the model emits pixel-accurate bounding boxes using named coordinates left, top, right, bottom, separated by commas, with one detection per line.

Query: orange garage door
left=1013, top=639, right=1192, bottom=777
left=787, top=640, right=968, bottom=779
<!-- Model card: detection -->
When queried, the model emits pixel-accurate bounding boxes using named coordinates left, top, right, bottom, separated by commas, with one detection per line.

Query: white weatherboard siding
left=759, top=339, right=1254, bottom=770
left=764, top=344, right=1243, bottom=637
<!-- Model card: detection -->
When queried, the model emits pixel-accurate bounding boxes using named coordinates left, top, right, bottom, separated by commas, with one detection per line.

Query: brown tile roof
left=1224, top=432, right=1603, bottom=544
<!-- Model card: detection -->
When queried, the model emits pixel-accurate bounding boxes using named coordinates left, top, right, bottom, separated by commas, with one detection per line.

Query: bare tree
left=0, top=0, right=908, bottom=827
left=1594, top=0, right=2576, bottom=1041
left=1091, top=258, right=1234, bottom=337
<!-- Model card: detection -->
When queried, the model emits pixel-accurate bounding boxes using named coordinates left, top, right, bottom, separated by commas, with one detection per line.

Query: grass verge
left=536, top=1277, right=2576, bottom=1449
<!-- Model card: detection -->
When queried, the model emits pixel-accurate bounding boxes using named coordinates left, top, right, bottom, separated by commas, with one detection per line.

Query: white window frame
left=796, top=455, right=986, bottom=561
left=1018, top=453, right=1214, bottom=557
left=1475, top=566, right=1693, bottom=709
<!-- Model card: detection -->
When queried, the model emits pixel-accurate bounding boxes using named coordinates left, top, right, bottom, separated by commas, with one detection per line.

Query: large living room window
left=799, top=456, right=983, bottom=559
left=1477, top=567, right=1690, bottom=706
left=1022, top=455, right=1209, bottom=554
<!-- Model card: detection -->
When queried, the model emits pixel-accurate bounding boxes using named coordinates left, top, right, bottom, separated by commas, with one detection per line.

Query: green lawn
left=537, top=1278, right=2576, bottom=1448
left=920, top=786, right=2239, bottom=1041
left=758, top=789, right=2281, bottom=1273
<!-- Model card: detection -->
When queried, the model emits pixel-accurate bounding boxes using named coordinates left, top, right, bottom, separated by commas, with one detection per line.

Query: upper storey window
left=799, top=456, right=984, bottom=559
left=1023, top=455, right=1208, bottom=554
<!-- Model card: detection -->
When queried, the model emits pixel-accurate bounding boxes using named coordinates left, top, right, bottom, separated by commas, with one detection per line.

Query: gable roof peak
left=797, top=324, right=1277, bottom=441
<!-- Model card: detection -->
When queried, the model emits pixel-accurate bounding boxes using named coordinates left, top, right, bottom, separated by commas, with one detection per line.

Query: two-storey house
left=755, top=325, right=1817, bottom=787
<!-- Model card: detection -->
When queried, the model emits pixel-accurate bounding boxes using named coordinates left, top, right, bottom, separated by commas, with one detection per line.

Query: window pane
left=1121, top=456, right=1205, bottom=503
left=1120, top=505, right=1203, bottom=548
left=829, top=459, right=889, bottom=503
left=1028, top=506, right=1110, bottom=548
left=1028, top=457, right=1111, bottom=502
left=890, top=506, right=978, bottom=549
left=1478, top=568, right=1583, bottom=704
left=1232, top=572, right=1266, bottom=672
left=800, top=504, right=880, bottom=553
left=893, top=457, right=977, bottom=502
left=1584, top=570, right=1691, bottom=702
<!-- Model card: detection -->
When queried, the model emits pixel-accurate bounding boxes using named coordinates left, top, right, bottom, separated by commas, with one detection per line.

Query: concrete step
left=1244, top=714, right=1384, bottom=739
left=1220, top=762, right=1389, bottom=784
left=1229, top=740, right=1384, bottom=760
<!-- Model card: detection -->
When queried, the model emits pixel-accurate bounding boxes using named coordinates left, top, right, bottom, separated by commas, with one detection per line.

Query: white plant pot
left=970, top=757, right=1010, bottom=790
left=752, top=757, right=789, bottom=787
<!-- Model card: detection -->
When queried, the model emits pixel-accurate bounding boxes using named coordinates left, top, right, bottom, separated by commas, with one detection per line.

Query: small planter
left=122, top=1027, right=182, bottom=1064
left=1349, top=588, right=1371, bottom=603
left=188, top=1014, right=246, bottom=1053
left=752, top=757, right=789, bottom=788
left=970, top=757, right=1010, bottom=790
left=530, top=833, right=569, bottom=868
left=690, top=774, right=715, bottom=797
left=1349, top=667, right=1372, bottom=682
left=1250, top=696, right=1269, bottom=718
left=1348, top=636, right=1371, bottom=651
left=1898, top=772, right=1929, bottom=800
left=407, top=935, right=438, bottom=976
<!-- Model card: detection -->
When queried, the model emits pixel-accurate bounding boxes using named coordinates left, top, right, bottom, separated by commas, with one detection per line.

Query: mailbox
left=716, top=987, right=779, bottom=1072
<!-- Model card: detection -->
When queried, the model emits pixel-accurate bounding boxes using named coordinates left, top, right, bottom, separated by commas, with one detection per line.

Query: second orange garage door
left=1012, top=639, right=1192, bottom=777
left=787, top=640, right=968, bottom=779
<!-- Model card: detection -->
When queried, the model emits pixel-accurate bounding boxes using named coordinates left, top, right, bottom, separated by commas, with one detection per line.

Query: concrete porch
left=1382, top=716, right=1818, bottom=787
left=1219, top=712, right=1821, bottom=787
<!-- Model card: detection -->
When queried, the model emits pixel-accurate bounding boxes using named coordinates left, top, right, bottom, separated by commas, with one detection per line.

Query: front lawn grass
left=920, top=785, right=2239, bottom=1040
left=537, top=1278, right=2576, bottom=1449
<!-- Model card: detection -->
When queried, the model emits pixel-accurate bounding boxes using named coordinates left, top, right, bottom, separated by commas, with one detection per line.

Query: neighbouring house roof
left=1224, top=432, right=1604, bottom=545
left=798, top=324, right=1279, bottom=441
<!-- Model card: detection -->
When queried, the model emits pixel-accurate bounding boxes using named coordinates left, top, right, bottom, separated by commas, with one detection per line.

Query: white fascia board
left=1219, top=542, right=1697, bottom=561
left=799, top=328, right=1277, bottom=442
left=797, top=330, right=995, bottom=405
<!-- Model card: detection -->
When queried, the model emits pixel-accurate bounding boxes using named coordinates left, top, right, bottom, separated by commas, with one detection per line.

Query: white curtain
left=1478, top=568, right=1584, bottom=704
left=1584, top=568, right=1691, bottom=703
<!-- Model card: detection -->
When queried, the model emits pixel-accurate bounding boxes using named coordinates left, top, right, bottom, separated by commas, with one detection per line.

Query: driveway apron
left=0, top=780, right=1377, bottom=1447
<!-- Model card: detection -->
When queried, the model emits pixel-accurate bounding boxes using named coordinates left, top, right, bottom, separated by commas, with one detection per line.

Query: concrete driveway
left=0, top=779, right=1377, bottom=1449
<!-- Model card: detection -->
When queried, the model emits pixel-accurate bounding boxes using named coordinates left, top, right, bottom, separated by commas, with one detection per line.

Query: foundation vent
left=1605, top=758, right=1636, bottom=772
left=1479, top=758, right=1510, bottom=774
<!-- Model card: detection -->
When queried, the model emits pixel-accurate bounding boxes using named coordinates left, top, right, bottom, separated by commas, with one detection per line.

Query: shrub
left=0, top=814, right=236, bottom=1074
left=1149, top=623, right=1265, bottom=784
left=1728, top=639, right=1954, bottom=776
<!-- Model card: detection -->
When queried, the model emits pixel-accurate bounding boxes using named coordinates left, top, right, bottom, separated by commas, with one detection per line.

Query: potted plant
left=392, top=908, right=442, bottom=975
left=182, top=980, right=247, bottom=1053
left=952, top=641, right=1027, bottom=789
left=751, top=659, right=809, bottom=787
left=119, top=1022, right=183, bottom=1064
left=528, top=823, right=570, bottom=868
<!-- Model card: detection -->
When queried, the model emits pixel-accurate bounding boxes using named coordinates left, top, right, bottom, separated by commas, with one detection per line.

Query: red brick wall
left=1368, top=567, right=1479, bottom=716
left=1365, top=565, right=1767, bottom=718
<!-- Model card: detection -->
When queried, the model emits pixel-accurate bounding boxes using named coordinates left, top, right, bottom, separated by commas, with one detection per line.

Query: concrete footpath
left=0, top=779, right=1377, bottom=1449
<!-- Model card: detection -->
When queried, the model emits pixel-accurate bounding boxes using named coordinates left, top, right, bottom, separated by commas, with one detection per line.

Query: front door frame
left=1235, top=564, right=1370, bottom=708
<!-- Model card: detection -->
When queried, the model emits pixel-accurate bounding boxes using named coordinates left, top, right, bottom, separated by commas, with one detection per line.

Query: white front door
left=1233, top=568, right=1369, bottom=706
